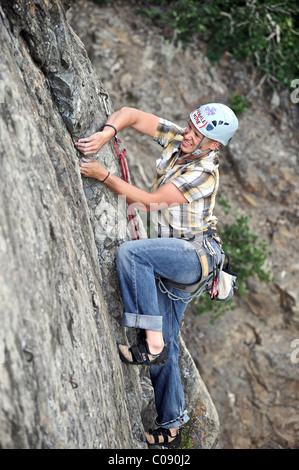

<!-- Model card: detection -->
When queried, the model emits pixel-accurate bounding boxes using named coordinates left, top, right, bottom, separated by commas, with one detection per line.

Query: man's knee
left=116, top=241, right=134, bottom=270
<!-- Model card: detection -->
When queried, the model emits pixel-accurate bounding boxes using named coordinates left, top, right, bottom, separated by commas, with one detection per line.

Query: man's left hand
left=75, top=130, right=110, bottom=155
left=79, top=157, right=106, bottom=180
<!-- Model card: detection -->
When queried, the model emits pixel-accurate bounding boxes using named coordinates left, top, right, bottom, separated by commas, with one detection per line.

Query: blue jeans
left=116, top=237, right=221, bottom=429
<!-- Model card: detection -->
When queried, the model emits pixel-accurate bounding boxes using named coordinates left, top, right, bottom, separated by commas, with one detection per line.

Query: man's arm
left=79, top=157, right=188, bottom=211
left=75, top=107, right=159, bottom=156
left=77, top=106, right=187, bottom=210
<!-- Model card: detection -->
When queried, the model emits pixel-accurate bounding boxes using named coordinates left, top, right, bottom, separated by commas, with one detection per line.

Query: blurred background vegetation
left=137, top=0, right=299, bottom=90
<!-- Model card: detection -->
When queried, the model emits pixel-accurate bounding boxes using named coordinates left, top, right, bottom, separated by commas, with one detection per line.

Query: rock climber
left=75, top=103, right=238, bottom=448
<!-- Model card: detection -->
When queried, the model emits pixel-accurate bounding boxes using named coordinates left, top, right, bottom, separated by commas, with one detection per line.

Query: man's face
left=181, top=121, right=206, bottom=154
left=181, top=121, right=220, bottom=155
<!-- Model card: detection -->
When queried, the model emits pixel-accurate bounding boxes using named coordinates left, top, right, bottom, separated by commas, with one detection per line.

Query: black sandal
left=145, top=427, right=181, bottom=448
left=117, top=339, right=168, bottom=366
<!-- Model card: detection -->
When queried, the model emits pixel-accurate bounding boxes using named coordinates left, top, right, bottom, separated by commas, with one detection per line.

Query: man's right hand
left=75, top=107, right=159, bottom=156
left=75, top=128, right=114, bottom=155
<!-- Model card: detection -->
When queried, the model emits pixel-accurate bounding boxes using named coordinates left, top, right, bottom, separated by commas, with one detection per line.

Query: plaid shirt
left=151, top=118, right=219, bottom=240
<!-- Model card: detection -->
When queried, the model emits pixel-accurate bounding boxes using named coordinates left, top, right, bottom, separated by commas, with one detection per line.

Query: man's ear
left=209, top=140, right=221, bottom=150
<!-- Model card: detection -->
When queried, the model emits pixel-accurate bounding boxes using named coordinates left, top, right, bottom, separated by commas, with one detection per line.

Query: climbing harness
left=157, top=235, right=237, bottom=304
left=156, top=237, right=216, bottom=304
left=99, top=90, right=140, bottom=240
left=213, top=254, right=237, bottom=301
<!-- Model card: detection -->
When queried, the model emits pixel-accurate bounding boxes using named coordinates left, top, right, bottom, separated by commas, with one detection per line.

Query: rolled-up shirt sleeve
left=172, top=170, right=216, bottom=203
left=153, top=118, right=183, bottom=148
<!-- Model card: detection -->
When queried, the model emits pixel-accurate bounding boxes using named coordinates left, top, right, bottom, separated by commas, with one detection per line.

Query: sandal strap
left=146, top=427, right=181, bottom=448
left=118, top=340, right=168, bottom=366
left=130, top=342, right=150, bottom=365
left=150, top=427, right=172, bottom=444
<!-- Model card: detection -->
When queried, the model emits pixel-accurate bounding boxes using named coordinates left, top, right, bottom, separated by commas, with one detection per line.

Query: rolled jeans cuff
left=121, top=312, right=163, bottom=331
left=155, top=410, right=190, bottom=429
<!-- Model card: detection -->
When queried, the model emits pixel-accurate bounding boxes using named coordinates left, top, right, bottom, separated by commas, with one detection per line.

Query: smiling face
left=180, top=121, right=220, bottom=156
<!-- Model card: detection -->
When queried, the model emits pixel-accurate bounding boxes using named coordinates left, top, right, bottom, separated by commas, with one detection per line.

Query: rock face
left=67, top=0, right=299, bottom=449
left=0, top=0, right=219, bottom=449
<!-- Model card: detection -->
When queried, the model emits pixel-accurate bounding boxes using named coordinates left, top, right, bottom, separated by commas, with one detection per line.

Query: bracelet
left=100, top=171, right=110, bottom=183
left=100, top=123, right=117, bottom=137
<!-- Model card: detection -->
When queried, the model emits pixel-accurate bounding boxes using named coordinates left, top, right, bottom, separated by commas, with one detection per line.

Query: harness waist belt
left=159, top=277, right=203, bottom=293
left=157, top=232, right=222, bottom=293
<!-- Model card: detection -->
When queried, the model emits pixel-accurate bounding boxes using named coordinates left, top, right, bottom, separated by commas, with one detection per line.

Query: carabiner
left=211, top=278, right=219, bottom=299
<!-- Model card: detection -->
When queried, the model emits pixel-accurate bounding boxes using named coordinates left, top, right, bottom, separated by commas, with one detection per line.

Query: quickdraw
left=210, top=277, right=219, bottom=299
left=210, top=262, right=220, bottom=299
left=100, top=90, right=140, bottom=240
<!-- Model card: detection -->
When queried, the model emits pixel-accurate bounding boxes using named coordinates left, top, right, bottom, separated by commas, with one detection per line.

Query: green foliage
left=139, top=0, right=299, bottom=89
left=217, top=192, right=231, bottom=215
left=179, top=423, right=194, bottom=449
left=195, top=294, right=233, bottom=325
left=229, top=92, right=251, bottom=115
left=194, top=199, right=272, bottom=323
left=219, top=212, right=272, bottom=295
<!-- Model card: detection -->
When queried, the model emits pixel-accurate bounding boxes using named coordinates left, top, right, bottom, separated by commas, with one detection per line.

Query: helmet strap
left=179, top=136, right=212, bottom=160
left=189, top=136, right=209, bottom=157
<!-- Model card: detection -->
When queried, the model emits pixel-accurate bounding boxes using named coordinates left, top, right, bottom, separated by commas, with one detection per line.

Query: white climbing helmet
left=190, top=103, right=238, bottom=146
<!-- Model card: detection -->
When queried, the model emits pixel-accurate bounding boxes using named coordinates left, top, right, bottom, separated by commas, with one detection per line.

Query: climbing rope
left=100, top=90, right=140, bottom=240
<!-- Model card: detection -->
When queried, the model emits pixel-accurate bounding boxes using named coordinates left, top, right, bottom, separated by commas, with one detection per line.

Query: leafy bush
left=194, top=198, right=272, bottom=323
left=139, top=0, right=299, bottom=89
left=219, top=212, right=272, bottom=296
left=229, top=92, right=251, bottom=115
